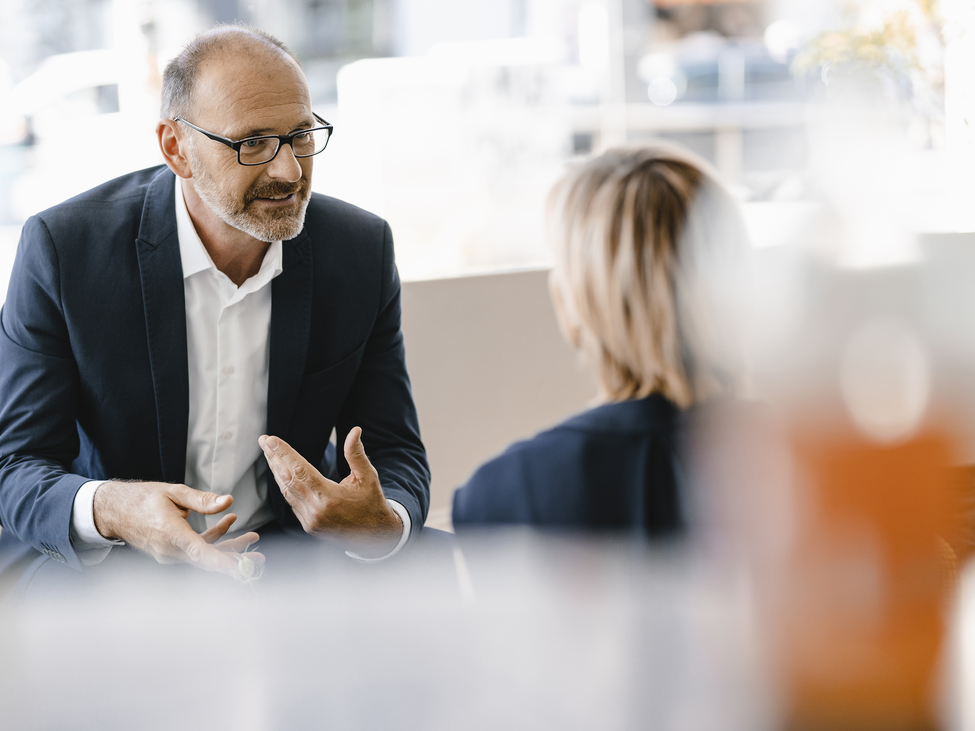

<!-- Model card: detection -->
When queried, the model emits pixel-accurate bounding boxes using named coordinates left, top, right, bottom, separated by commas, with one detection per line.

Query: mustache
left=245, top=179, right=307, bottom=205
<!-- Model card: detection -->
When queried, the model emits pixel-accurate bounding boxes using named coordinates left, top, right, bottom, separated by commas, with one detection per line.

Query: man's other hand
left=92, top=481, right=264, bottom=577
left=258, top=427, right=402, bottom=557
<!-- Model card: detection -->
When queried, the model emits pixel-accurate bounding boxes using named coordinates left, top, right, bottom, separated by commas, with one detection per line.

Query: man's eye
left=243, top=139, right=263, bottom=148
left=293, top=131, right=310, bottom=141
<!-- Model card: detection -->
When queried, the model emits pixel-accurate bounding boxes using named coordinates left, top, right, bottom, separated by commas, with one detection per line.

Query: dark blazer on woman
left=451, top=394, right=685, bottom=535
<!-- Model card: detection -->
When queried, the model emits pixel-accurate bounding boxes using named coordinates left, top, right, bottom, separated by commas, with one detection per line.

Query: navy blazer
left=0, top=165, right=430, bottom=575
left=451, top=394, right=684, bottom=534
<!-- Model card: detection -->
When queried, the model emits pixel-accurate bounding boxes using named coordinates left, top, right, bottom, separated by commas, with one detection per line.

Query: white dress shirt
left=69, top=177, right=410, bottom=564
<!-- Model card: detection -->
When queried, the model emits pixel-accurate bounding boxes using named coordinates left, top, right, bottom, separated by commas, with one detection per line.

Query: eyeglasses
left=175, top=113, right=333, bottom=166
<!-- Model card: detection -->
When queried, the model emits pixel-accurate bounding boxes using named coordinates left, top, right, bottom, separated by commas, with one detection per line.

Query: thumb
left=171, top=484, right=233, bottom=515
left=343, top=426, right=374, bottom=480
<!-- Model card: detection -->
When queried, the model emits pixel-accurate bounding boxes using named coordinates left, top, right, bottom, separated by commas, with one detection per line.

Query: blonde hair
left=548, top=144, right=747, bottom=408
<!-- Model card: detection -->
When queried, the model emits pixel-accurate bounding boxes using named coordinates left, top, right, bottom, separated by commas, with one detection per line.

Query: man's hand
left=93, top=481, right=264, bottom=577
left=258, top=427, right=403, bottom=557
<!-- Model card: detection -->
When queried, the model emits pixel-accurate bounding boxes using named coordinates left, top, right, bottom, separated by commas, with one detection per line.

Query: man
left=0, top=26, right=429, bottom=589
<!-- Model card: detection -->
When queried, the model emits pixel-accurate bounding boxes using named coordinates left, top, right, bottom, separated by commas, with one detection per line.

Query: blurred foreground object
left=692, top=221, right=975, bottom=730
left=1, top=518, right=974, bottom=730
left=691, top=400, right=965, bottom=730
left=0, top=531, right=773, bottom=731
left=782, top=424, right=960, bottom=730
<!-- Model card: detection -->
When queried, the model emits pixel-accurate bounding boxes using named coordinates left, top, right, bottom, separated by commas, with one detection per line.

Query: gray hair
left=160, top=24, right=300, bottom=120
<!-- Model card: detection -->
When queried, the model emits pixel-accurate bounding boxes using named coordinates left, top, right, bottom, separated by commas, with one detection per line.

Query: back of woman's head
left=547, top=144, right=748, bottom=409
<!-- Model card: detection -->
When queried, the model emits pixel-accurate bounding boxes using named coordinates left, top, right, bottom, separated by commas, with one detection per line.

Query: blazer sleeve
left=0, top=215, right=89, bottom=570
left=452, top=439, right=539, bottom=527
left=333, top=221, right=431, bottom=534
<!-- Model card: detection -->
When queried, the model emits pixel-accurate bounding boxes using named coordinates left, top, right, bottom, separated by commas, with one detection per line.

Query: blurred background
left=0, top=0, right=959, bottom=288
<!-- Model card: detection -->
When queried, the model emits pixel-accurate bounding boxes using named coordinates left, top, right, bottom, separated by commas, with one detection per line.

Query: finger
left=259, top=434, right=317, bottom=502
left=214, top=531, right=261, bottom=554
left=169, top=484, right=233, bottom=516
left=169, top=522, right=238, bottom=576
left=343, top=426, right=377, bottom=483
left=200, top=514, right=237, bottom=544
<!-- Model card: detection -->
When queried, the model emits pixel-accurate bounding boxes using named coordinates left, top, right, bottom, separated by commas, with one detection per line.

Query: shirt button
left=221, top=431, right=233, bottom=440
left=223, top=366, right=234, bottom=375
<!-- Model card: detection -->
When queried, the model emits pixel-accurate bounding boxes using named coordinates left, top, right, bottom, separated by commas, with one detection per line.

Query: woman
left=451, top=144, right=748, bottom=534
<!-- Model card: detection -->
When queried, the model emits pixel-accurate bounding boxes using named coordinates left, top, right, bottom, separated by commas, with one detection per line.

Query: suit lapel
left=266, top=231, right=312, bottom=524
left=267, top=231, right=313, bottom=441
left=134, top=168, right=190, bottom=484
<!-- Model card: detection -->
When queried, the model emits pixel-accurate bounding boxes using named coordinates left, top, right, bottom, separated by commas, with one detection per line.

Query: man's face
left=183, top=51, right=316, bottom=243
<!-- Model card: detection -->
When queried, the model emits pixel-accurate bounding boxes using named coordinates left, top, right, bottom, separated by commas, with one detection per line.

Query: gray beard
left=192, top=163, right=311, bottom=243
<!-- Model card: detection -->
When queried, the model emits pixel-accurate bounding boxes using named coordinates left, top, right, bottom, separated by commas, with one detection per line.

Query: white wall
left=400, top=268, right=596, bottom=529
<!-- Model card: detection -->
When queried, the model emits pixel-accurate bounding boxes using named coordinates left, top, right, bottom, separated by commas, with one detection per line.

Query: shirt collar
left=173, top=175, right=283, bottom=287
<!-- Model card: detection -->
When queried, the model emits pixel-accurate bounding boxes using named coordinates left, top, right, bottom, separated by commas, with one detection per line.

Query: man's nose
left=267, top=141, right=302, bottom=182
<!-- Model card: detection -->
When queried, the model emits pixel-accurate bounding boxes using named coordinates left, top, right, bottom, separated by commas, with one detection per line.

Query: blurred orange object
left=780, top=426, right=962, bottom=731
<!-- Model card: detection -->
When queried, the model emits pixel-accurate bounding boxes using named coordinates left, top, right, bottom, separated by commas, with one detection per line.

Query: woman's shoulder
left=471, top=393, right=683, bottom=477
left=451, top=394, right=683, bottom=526
left=555, top=393, right=681, bottom=436
left=476, top=394, right=680, bottom=469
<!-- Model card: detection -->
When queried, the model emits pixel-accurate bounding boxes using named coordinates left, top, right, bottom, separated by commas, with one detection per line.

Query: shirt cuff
left=345, top=499, right=412, bottom=563
left=70, top=480, right=124, bottom=565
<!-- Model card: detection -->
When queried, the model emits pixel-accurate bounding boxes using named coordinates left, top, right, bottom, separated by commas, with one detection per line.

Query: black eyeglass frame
left=174, top=112, right=333, bottom=166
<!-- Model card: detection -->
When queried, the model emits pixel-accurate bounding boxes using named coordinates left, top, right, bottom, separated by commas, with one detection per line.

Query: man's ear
left=156, top=119, right=192, bottom=178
